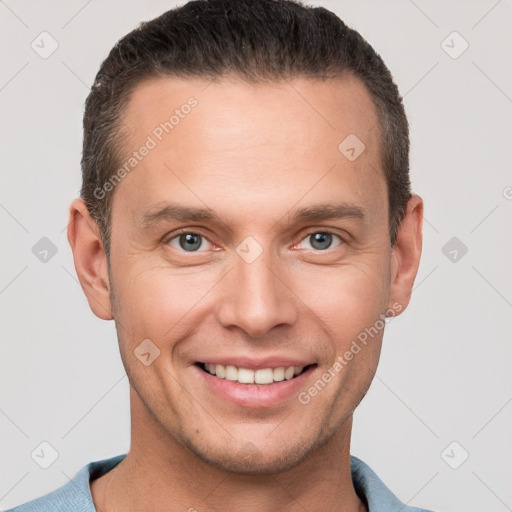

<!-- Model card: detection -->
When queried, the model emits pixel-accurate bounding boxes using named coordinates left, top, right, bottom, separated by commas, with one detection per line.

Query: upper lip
left=196, top=357, right=316, bottom=370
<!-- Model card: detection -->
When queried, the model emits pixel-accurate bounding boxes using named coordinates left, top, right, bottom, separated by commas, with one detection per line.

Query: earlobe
left=387, top=194, right=423, bottom=314
left=67, top=198, right=113, bottom=321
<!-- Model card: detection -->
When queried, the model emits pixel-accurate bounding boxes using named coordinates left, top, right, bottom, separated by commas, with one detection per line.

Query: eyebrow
left=292, top=203, right=365, bottom=223
left=138, top=203, right=217, bottom=229
left=137, top=201, right=366, bottom=230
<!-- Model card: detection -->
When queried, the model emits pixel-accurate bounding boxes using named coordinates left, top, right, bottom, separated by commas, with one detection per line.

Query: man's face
left=103, top=75, right=398, bottom=473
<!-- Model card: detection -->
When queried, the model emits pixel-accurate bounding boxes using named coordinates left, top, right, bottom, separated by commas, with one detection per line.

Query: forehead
left=123, top=73, right=380, bottom=150
left=112, top=74, right=385, bottom=228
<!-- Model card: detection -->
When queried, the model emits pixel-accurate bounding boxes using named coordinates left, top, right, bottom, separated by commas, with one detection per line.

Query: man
left=8, top=0, right=432, bottom=510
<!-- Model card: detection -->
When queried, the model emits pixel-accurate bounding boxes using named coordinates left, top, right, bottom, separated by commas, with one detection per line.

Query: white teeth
left=225, top=365, right=238, bottom=381
left=215, top=364, right=226, bottom=378
left=284, top=367, right=295, bottom=380
left=273, top=367, right=285, bottom=381
left=203, top=363, right=306, bottom=384
left=254, top=368, right=274, bottom=384
left=237, top=368, right=255, bottom=384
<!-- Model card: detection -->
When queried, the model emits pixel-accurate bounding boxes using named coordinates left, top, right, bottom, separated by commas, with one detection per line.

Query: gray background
left=1, top=1, right=511, bottom=511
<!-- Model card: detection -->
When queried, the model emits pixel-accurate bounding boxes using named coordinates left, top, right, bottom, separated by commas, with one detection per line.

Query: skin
left=67, top=74, right=423, bottom=512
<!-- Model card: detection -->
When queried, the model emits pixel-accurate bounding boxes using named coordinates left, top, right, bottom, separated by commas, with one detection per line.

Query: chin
left=180, top=431, right=326, bottom=475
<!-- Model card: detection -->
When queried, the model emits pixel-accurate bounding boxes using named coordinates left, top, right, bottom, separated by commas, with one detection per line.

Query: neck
left=91, top=390, right=366, bottom=512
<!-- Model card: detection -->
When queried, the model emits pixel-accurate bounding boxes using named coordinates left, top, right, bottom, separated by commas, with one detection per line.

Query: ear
left=67, top=198, right=113, bottom=320
left=387, top=194, right=423, bottom=315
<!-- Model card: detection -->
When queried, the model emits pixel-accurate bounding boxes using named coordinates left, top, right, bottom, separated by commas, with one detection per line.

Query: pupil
left=179, top=233, right=201, bottom=251
left=311, top=233, right=332, bottom=250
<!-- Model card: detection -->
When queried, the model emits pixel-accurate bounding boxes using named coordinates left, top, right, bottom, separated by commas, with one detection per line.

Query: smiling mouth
left=196, top=362, right=316, bottom=385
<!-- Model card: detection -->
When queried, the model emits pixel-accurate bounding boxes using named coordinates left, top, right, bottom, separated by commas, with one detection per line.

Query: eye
left=167, top=232, right=211, bottom=252
left=296, top=231, right=344, bottom=251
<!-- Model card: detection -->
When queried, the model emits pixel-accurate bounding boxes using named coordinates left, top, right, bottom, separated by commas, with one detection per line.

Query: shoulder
left=350, top=455, right=436, bottom=512
left=4, top=454, right=126, bottom=512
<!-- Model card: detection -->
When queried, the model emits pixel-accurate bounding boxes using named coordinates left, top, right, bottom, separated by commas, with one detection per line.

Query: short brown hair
left=81, top=0, right=411, bottom=259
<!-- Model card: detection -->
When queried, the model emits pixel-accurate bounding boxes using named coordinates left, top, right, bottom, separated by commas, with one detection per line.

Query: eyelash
left=164, top=228, right=345, bottom=253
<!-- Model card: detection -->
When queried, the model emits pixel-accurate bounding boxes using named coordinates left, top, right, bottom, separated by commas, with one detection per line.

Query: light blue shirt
left=6, top=454, right=435, bottom=511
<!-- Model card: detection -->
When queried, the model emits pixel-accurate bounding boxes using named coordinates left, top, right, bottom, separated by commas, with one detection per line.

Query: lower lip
left=194, top=364, right=317, bottom=409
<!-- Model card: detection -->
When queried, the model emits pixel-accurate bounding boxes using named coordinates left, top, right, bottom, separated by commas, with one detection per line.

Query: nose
left=215, top=248, right=299, bottom=339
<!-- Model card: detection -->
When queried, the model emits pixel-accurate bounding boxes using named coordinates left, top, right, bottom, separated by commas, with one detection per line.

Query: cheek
left=294, top=260, right=390, bottom=341
left=113, top=261, right=218, bottom=338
